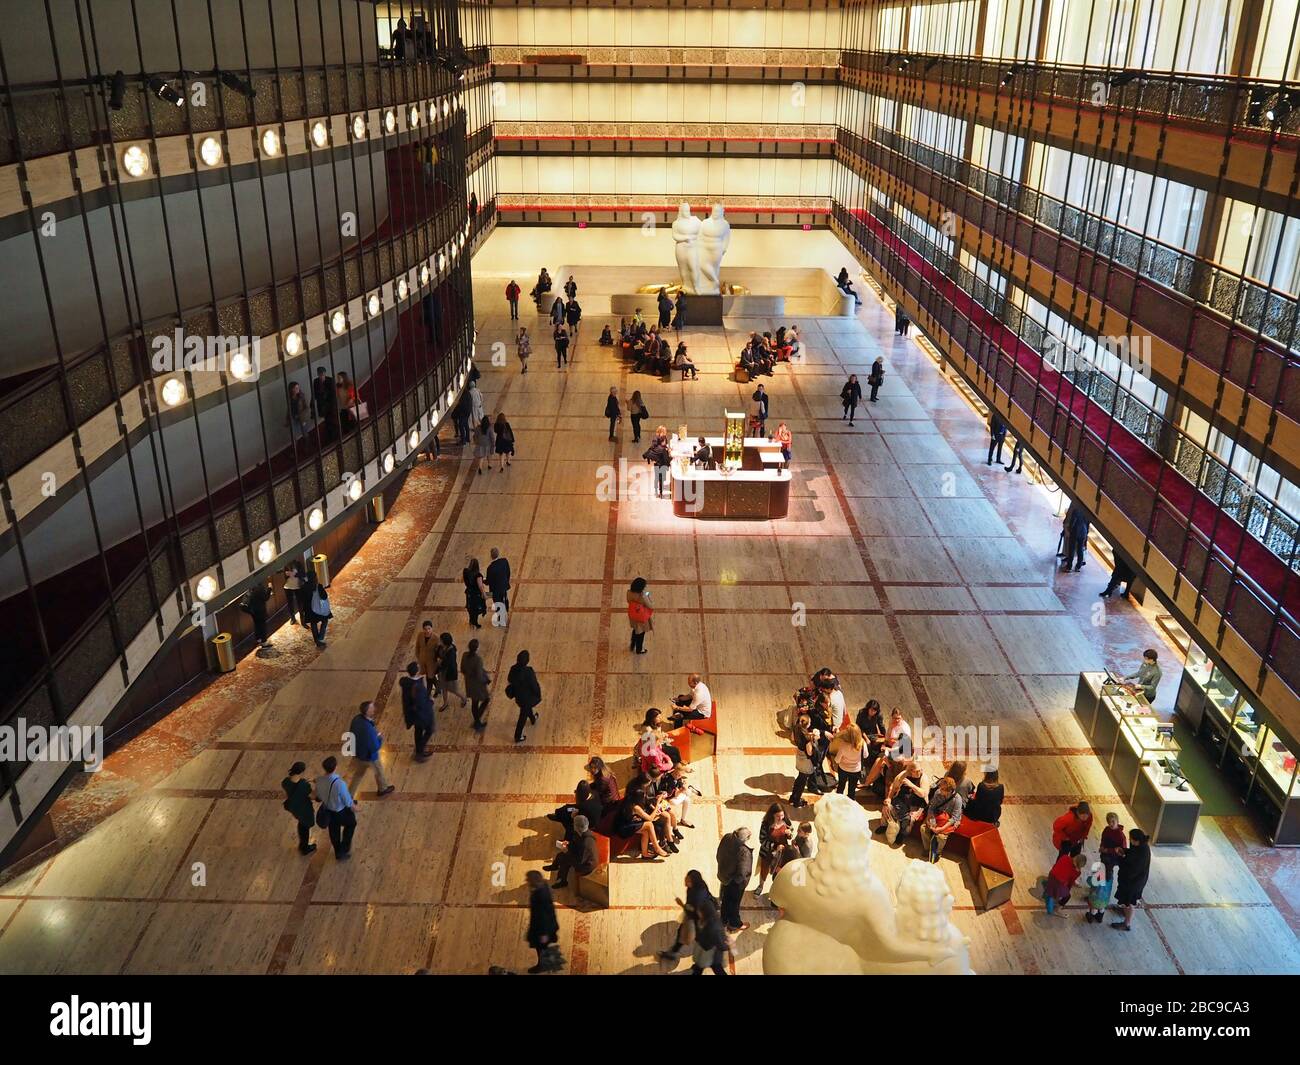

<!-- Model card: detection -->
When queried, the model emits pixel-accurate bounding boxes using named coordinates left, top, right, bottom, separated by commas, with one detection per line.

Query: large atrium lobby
left=1, top=0, right=1299, bottom=1003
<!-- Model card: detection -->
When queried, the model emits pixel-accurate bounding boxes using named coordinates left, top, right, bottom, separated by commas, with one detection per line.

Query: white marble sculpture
left=696, top=204, right=731, bottom=295
left=673, top=203, right=702, bottom=294
left=763, top=794, right=974, bottom=976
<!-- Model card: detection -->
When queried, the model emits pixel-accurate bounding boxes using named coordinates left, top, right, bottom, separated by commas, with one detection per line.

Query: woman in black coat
left=506, top=649, right=542, bottom=743
left=281, top=761, right=316, bottom=855
left=657, top=288, right=673, bottom=329
left=463, top=558, right=487, bottom=628
left=1112, top=828, right=1151, bottom=931
left=841, top=374, right=863, bottom=425
left=525, top=870, right=562, bottom=973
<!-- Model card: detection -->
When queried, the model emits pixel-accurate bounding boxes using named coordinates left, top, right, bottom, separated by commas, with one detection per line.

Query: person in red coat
left=1044, top=852, right=1087, bottom=916
left=1052, top=801, right=1093, bottom=857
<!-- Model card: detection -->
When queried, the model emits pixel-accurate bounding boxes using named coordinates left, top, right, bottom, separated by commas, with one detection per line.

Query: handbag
left=315, top=778, right=339, bottom=829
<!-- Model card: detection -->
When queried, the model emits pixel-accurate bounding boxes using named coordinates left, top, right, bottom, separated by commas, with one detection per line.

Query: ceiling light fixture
left=283, top=330, right=303, bottom=357
left=261, top=128, right=282, bottom=156
left=330, top=309, right=347, bottom=335
left=196, top=574, right=219, bottom=601
left=121, top=144, right=150, bottom=177
left=148, top=76, right=184, bottom=107
left=198, top=136, right=223, bottom=166
left=160, top=376, right=186, bottom=406
left=256, top=539, right=275, bottom=565
left=311, top=120, right=329, bottom=148
left=307, top=507, right=324, bottom=530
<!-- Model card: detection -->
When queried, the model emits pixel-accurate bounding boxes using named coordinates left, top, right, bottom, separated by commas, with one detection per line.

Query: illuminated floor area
left=1, top=282, right=1298, bottom=975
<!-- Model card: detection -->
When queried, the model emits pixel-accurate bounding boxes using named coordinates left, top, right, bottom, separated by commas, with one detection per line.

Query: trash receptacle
left=210, top=632, right=236, bottom=673
left=368, top=495, right=386, bottom=523
left=312, top=553, right=330, bottom=588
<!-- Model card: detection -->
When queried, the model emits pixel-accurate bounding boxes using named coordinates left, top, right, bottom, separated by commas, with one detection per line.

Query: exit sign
left=802, top=223, right=812, bottom=231
left=577, top=220, right=588, bottom=228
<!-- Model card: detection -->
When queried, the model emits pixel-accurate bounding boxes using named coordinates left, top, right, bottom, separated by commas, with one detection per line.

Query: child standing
left=1099, top=811, right=1126, bottom=881
left=1044, top=852, right=1088, bottom=916
left=1084, top=861, right=1112, bottom=923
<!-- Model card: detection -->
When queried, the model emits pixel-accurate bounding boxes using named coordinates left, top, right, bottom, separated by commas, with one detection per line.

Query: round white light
left=441, top=98, right=450, bottom=118
left=458, top=232, right=466, bottom=249
left=352, top=114, right=366, bottom=140
left=450, top=242, right=458, bottom=261
left=229, top=351, right=254, bottom=380
left=437, top=251, right=446, bottom=272
left=261, top=128, right=281, bottom=156
left=195, top=574, right=218, bottom=601
left=408, top=429, right=419, bottom=448
left=348, top=477, right=363, bottom=501
left=311, top=120, right=329, bottom=148
left=307, top=507, right=324, bottom=530
left=427, top=101, right=437, bottom=122
left=122, top=144, right=149, bottom=177
left=383, top=452, right=395, bottom=474
left=283, top=330, right=303, bottom=357
left=367, top=293, right=381, bottom=317
left=397, top=277, right=409, bottom=300
left=409, top=106, right=419, bottom=127
left=199, top=136, right=223, bottom=167
left=330, top=309, right=347, bottom=335
left=160, top=377, right=186, bottom=406
left=384, top=109, right=396, bottom=134
left=256, top=539, right=275, bottom=565
left=420, top=264, right=430, bottom=285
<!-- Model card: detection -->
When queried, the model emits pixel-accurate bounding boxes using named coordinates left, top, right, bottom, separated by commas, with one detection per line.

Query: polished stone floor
left=1, top=277, right=1297, bottom=975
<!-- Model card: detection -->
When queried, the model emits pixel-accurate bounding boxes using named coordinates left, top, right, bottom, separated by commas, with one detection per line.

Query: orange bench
left=667, top=701, right=718, bottom=762
left=949, top=817, right=1014, bottom=909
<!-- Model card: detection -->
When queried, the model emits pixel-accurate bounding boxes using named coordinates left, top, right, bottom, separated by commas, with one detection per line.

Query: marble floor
left=1, top=276, right=1298, bottom=976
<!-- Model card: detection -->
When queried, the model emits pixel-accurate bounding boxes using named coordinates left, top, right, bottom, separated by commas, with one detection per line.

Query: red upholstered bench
left=949, top=817, right=1014, bottom=909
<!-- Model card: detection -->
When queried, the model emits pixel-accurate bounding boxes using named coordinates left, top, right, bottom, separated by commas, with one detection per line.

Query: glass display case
left=1176, top=648, right=1300, bottom=845
left=722, top=410, right=745, bottom=471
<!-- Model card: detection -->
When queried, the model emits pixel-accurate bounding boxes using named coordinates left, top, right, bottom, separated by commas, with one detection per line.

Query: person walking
left=282, top=561, right=304, bottom=626
left=751, top=384, right=770, bottom=435
left=868, top=356, right=885, bottom=402
left=549, top=295, right=565, bottom=328
left=1100, top=556, right=1136, bottom=599
left=505, top=279, right=521, bottom=320
left=281, top=761, right=317, bottom=855
left=525, top=870, right=564, bottom=973
left=563, top=274, right=577, bottom=300
left=494, top=412, right=515, bottom=471
left=627, top=576, right=653, bottom=654
left=1004, top=435, right=1025, bottom=473
left=486, top=547, right=511, bottom=619
left=1052, top=800, right=1093, bottom=857
left=452, top=390, right=472, bottom=445
left=987, top=412, right=1008, bottom=466
left=461, top=638, right=492, bottom=730
left=629, top=390, right=649, bottom=444
left=315, top=755, right=357, bottom=860
left=830, top=722, right=867, bottom=800
left=241, top=576, right=273, bottom=650
left=715, top=826, right=754, bottom=933
left=349, top=700, right=395, bottom=796
left=306, top=578, right=332, bottom=647
left=657, top=287, right=673, bottom=329
left=565, top=297, right=582, bottom=335
left=473, top=415, right=494, bottom=475
left=841, top=374, right=863, bottom=425
left=464, top=557, right=488, bottom=628
left=286, top=380, right=312, bottom=443
left=894, top=306, right=911, bottom=336
left=435, top=632, right=466, bottom=711
left=516, top=327, right=531, bottom=373
left=399, top=662, right=437, bottom=760
left=415, top=619, right=439, bottom=683
left=644, top=434, right=672, bottom=498
left=604, top=387, right=622, bottom=441
left=506, top=649, right=542, bottom=743
left=554, top=323, right=570, bottom=368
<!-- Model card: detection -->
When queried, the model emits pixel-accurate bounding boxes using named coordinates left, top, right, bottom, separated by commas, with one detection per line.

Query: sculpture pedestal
left=683, top=293, right=723, bottom=326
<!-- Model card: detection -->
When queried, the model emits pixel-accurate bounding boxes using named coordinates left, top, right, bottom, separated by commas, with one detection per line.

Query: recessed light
left=437, top=251, right=446, bottom=273
left=256, top=539, right=275, bottom=564
left=367, top=293, right=381, bottom=317
left=198, top=136, right=223, bottom=166
left=409, top=106, right=419, bottom=127
left=384, top=109, right=396, bottom=134
left=196, top=574, right=218, bottom=601
left=261, top=128, right=281, bottom=156
left=352, top=114, right=366, bottom=140
left=122, top=144, right=150, bottom=177
left=397, top=278, right=409, bottom=300
left=311, top=120, right=329, bottom=148
left=348, top=477, right=363, bottom=501
left=283, top=330, right=303, bottom=357
left=229, top=351, right=255, bottom=380
left=458, top=232, right=466, bottom=249
left=160, top=377, right=186, bottom=406
left=330, top=309, right=347, bottom=335
left=427, top=101, right=437, bottom=122
left=383, top=452, right=395, bottom=474
left=307, top=507, right=324, bottom=530
left=408, top=429, right=419, bottom=448
left=441, top=98, right=450, bottom=118
left=420, top=264, right=431, bottom=285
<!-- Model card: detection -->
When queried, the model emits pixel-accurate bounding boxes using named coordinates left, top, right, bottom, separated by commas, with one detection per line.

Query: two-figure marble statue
left=763, top=794, right=974, bottom=975
left=673, top=203, right=731, bottom=295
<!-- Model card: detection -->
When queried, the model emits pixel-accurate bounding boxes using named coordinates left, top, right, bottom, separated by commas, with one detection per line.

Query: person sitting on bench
left=670, top=673, right=712, bottom=726
left=547, top=814, right=598, bottom=889
left=674, top=342, right=698, bottom=379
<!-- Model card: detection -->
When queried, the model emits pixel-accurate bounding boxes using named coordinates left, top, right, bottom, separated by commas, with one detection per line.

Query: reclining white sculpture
left=763, top=793, right=974, bottom=975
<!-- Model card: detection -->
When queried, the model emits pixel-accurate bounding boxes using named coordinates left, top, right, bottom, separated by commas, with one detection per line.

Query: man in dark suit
left=399, top=662, right=436, bottom=761
left=312, top=366, right=336, bottom=437
left=549, top=814, right=598, bottom=889
left=486, top=547, right=511, bottom=616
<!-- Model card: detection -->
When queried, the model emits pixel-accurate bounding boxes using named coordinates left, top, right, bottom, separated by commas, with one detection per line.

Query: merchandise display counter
left=668, top=433, right=790, bottom=519
left=1073, top=671, right=1200, bottom=844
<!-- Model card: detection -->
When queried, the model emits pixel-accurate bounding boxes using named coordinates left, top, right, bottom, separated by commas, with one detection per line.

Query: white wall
left=490, top=6, right=841, bottom=49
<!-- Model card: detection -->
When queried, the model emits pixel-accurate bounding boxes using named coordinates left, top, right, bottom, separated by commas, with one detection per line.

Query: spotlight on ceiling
left=108, top=70, right=127, bottom=110
left=148, top=76, right=184, bottom=108
left=219, top=70, right=257, bottom=99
